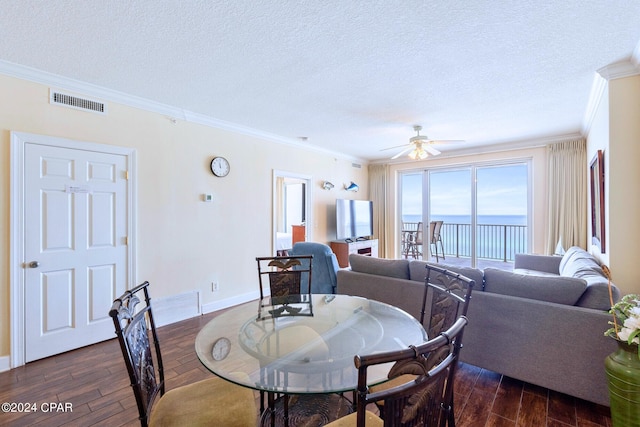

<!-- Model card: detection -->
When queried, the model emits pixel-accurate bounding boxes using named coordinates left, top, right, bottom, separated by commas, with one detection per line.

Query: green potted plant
left=605, top=279, right=640, bottom=426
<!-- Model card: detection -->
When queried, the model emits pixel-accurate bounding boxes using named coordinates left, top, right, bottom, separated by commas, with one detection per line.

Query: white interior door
left=23, top=142, right=129, bottom=362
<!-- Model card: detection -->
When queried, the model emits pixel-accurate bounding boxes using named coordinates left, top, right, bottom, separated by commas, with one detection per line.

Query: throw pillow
left=559, top=246, right=605, bottom=278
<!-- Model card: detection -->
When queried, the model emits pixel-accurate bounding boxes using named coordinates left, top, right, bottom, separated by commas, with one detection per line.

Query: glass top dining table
left=195, top=294, right=428, bottom=395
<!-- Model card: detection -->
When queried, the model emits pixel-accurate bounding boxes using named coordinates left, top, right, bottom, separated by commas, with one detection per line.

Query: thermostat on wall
left=203, top=194, right=213, bottom=202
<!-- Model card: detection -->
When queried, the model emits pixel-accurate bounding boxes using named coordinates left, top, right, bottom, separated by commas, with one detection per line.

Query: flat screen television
left=336, top=199, right=374, bottom=241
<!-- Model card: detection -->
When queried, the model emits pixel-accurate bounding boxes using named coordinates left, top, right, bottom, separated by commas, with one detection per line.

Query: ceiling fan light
left=408, top=146, right=428, bottom=160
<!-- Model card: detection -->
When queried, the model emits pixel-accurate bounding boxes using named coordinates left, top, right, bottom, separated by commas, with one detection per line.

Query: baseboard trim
left=201, top=291, right=261, bottom=314
left=0, top=355, right=11, bottom=372
left=153, top=290, right=201, bottom=327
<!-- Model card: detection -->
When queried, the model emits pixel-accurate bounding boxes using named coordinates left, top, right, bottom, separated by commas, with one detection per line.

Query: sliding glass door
left=399, top=161, right=529, bottom=268
left=475, top=165, right=528, bottom=267
left=429, top=168, right=473, bottom=267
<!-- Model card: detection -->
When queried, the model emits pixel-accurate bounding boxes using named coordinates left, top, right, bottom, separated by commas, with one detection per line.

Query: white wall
left=0, top=74, right=368, bottom=360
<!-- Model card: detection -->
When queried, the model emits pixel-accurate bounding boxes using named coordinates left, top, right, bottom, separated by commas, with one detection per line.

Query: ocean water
left=402, top=214, right=527, bottom=225
left=401, top=214, right=528, bottom=259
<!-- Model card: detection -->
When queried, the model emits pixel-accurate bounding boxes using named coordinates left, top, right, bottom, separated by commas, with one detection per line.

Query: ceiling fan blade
left=391, top=146, right=414, bottom=159
left=380, top=143, right=411, bottom=151
left=424, top=145, right=441, bottom=156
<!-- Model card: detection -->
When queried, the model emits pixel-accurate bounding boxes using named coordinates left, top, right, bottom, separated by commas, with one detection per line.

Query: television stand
left=330, top=239, right=379, bottom=268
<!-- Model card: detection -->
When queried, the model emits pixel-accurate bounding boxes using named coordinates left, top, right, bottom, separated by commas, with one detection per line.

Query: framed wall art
left=590, top=149, right=605, bottom=252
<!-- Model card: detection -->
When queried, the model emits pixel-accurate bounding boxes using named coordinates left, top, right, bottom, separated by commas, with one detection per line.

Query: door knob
left=28, top=261, right=40, bottom=268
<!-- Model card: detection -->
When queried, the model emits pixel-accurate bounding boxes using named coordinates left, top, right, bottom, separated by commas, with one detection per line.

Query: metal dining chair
left=256, top=255, right=313, bottom=302
left=324, top=317, right=468, bottom=427
left=371, top=264, right=475, bottom=426
left=255, top=254, right=314, bottom=425
left=420, top=264, right=475, bottom=426
left=109, top=281, right=257, bottom=427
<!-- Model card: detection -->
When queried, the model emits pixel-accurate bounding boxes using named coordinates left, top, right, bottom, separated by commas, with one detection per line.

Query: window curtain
left=369, top=164, right=388, bottom=258
left=546, top=138, right=587, bottom=254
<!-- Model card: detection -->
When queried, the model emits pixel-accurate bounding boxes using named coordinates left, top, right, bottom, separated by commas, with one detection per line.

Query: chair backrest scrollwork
left=354, top=316, right=468, bottom=427
left=109, top=282, right=164, bottom=427
left=256, top=255, right=313, bottom=305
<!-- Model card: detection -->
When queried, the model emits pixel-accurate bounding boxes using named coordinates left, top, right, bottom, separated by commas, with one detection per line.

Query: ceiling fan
left=382, top=125, right=464, bottom=160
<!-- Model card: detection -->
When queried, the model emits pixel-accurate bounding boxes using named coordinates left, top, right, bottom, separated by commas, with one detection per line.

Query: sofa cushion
left=484, top=267, right=587, bottom=305
left=348, top=254, right=409, bottom=280
left=409, top=261, right=484, bottom=288
left=559, top=246, right=605, bottom=279
left=513, top=269, right=560, bottom=277
left=576, top=281, right=619, bottom=310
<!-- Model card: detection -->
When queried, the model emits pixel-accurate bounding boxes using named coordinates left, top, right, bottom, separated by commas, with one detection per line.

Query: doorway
left=273, top=170, right=312, bottom=255
left=10, top=132, right=136, bottom=366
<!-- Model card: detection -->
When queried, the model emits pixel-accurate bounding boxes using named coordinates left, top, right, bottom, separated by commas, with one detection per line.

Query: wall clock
left=212, top=337, right=231, bottom=361
left=210, top=156, right=230, bottom=177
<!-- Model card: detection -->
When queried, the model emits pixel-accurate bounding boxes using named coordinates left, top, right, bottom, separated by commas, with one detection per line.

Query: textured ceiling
left=1, top=1, right=640, bottom=161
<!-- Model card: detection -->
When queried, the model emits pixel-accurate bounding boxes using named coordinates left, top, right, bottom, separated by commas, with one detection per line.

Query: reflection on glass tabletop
left=195, top=294, right=427, bottom=394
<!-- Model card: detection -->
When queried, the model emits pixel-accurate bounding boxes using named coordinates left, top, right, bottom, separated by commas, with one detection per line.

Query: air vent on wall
left=49, top=89, right=107, bottom=115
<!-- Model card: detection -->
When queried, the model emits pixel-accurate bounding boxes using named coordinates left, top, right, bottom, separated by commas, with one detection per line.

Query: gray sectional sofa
left=336, top=246, right=621, bottom=406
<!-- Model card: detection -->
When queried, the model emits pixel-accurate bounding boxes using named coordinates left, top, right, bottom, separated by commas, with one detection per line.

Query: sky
left=401, top=163, right=528, bottom=217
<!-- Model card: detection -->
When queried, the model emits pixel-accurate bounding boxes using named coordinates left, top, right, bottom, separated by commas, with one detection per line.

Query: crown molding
left=0, top=60, right=366, bottom=163
left=597, top=38, right=640, bottom=80
left=581, top=40, right=640, bottom=136
left=581, top=72, right=608, bottom=136
left=596, top=60, right=640, bottom=81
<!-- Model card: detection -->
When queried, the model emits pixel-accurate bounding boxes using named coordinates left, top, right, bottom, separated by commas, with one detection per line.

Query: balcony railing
left=402, top=222, right=527, bottom=262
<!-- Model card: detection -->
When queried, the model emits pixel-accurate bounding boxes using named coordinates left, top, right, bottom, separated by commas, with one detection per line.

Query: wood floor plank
left=491, top=375, right=524, bottom=421
left=548, top=390, right=577, bottom=425
left=456, top=389, right=494, bottom=427
left=455, top=362, right=483, bottom=399
left=473, top=368, right=503, bottom=395
left=486, top=413, right=517, bottom=427
left=547, top=418, right=574, bottom=427
left=516, top=392, right=547, bottom=427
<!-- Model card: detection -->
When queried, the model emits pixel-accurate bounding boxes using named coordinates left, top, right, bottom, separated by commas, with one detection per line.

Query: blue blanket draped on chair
left=290, top=242, right=340, bottom=294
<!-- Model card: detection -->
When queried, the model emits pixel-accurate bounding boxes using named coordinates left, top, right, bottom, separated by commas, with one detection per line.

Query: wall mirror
left=590, top=150, right=605, bottom=252
left=273, top=170, right=312, bottom=255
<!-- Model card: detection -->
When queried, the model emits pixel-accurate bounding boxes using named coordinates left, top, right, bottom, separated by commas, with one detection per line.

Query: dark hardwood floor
left=0, top=310, right=611, bottom=427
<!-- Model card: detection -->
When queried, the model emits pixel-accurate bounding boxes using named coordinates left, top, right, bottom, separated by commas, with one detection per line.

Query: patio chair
left=324, top=316, right=468, bottom=427
left=429, top=221, right=445, bottom=262
left=405, top=221, right=423, bottom=259
left=109, top=281, right=257, bottom=427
